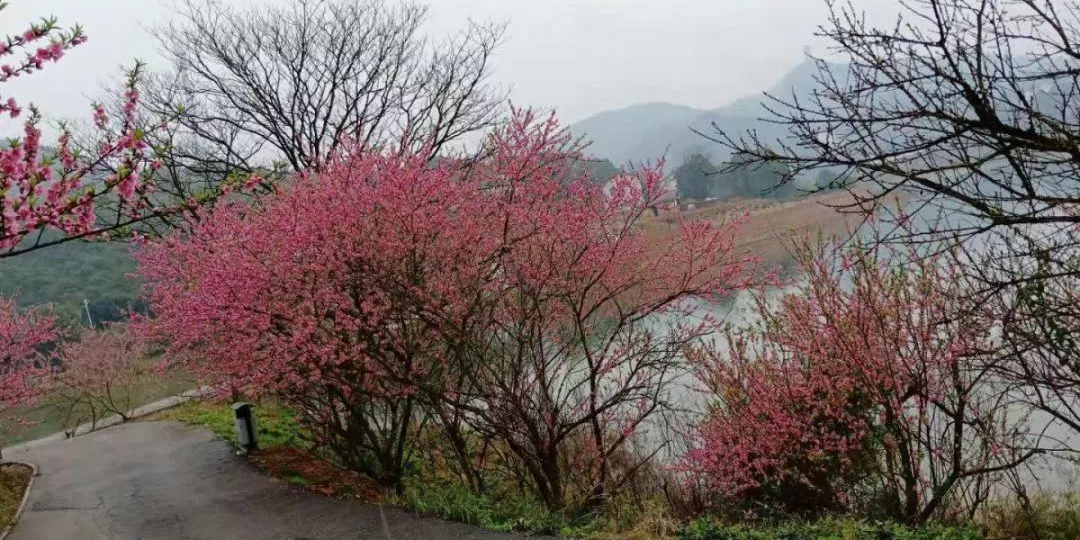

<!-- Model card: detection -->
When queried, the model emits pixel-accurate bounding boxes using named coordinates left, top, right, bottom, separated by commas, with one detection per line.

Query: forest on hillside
left=672, top=151, right=841, bottom=202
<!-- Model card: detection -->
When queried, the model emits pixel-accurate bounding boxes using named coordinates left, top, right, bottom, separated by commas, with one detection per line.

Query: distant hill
left=0, top=238, right=141, bottom=327
left=570, top=103, right=704, bottom=167
left=570, top=60, right=835, bottom=166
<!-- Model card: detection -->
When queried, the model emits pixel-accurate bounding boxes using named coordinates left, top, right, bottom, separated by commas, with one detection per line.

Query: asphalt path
left=4, top=421, right=553, bottom=540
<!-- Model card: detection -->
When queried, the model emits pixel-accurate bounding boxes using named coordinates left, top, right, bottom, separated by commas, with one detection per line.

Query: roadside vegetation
left=163, top=399, right=1000, bottom=539
left=0, top=341, right=195, bottom=447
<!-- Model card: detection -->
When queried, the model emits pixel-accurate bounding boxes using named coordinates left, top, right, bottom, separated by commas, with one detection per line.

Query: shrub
left=138, top=110, right=750, bottom=505
left=979, top=492, right=1080, bottom=540
left=0, top=296, right=55, bottom=451
left=676, top=518, right=981, bottom=540
left=49, top=326, right=150, bottom=432
left=397, top=478, right=566, bottom=535
left=684, top=243, right=1032, bottom=522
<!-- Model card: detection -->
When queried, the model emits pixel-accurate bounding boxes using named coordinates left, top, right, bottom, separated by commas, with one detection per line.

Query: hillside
left=569, top=60, right=834, bottom=166
left=0, top=240, right=141, bottom=326
left=570, top=102, right=704, bottom=166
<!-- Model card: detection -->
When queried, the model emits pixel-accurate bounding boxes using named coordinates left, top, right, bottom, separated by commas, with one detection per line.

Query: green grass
left=979, top=492, right=1080, bottom=540
left=676, top=518, right=981, bottom=540
left=394, top=478, right=569, bottom=536
left=283, top=471, right=311, bottom=487
left=153, top=400, right=993, bottom=540
left=157, top=399, right=309, bottom=450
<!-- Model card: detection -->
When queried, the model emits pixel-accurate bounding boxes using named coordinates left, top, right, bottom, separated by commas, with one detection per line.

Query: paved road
left=4, top=421, right=549, bottom=540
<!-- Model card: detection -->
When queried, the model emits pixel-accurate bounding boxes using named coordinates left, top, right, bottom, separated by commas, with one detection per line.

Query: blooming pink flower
left=0, top=296, right=56, bottom=423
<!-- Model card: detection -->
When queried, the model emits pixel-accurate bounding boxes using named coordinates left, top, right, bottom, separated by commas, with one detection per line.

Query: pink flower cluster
left=0, top=9, right=166, bottom=253
left=49, top=325, right=150, bottom=419
left=0, top=18, right=85, bottom=84
left=684, top=244, right=1007, bottom=518
left=0, top=296, right=56, bottom=414
left=136, top=111, right=750, bottom=502
left=139, top=110, right=746, bottom=390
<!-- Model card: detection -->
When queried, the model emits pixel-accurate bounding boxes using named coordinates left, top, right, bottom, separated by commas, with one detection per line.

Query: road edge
left=1, top=387, right=213, bottom=457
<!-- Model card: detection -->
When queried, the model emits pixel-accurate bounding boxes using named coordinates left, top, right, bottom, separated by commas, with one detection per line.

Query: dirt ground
left=0, top=463, right=31, bottom=531
left=643, top=190, right=865, bottom=269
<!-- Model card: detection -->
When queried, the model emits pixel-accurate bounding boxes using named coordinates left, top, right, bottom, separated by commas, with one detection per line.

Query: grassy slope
left=0, top=365, right=196, bottom=447
left=155, top=399, right=308, bottom=449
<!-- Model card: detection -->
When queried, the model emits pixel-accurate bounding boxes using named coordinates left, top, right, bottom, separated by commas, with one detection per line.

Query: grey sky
left=2, top=0, right=896, bottom=134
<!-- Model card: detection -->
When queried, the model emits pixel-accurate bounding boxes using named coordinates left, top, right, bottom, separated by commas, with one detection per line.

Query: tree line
left=673, top=151, right=841, bottom=202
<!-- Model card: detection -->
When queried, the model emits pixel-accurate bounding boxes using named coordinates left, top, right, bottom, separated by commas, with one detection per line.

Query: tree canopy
left=674, top=151, right=796, bottom=202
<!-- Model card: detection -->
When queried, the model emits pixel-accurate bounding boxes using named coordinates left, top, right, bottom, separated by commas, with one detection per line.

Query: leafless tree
left=706, top=0, right=1080, bottom=448
left=149, top=0, right=506, bottom=176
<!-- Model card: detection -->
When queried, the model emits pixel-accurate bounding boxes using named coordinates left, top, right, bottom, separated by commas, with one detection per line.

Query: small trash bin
left=232, top=402, right=258, bottom=451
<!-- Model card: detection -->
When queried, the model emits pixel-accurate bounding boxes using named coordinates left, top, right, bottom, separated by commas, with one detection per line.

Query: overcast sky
left=2, top=0, right=897, bottom=133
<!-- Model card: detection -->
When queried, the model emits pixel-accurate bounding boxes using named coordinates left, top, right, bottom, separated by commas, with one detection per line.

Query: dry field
left=644, top=190, right=866, bottom=269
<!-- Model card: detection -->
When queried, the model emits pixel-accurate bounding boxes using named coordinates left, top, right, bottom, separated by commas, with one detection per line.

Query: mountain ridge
left=570, top=59, right=832, bottom=166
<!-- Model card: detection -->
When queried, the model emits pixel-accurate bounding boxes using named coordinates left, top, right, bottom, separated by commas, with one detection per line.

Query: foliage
left=397, top=478, right=568, bottom=535
left=676, top=518, right=981, bottom=540
left=48, top=325, right=150, bottom=432
left=0, top=230, right=141, bottom=326
left=674, top=152, right=796, bottom=202
left=137, top=109, right=750, bottom=507
left=0, top=295, right=55, bottom=446
left=675, top=152, right=719, bottom=201
left=724, top=152, right=796, bottom=199
left=685, top=242, right=1032, bottom=523
left=979, top=492, right=1080, bottom=540
left=566, top=493, right=686, bottom=540
left=573, top=157, right=621, bottom=186
left=159, top=400, right=308, bottom=450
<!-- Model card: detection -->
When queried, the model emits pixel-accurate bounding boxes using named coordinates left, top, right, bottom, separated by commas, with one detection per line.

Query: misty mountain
left=570, top=60, right=830, bottom=166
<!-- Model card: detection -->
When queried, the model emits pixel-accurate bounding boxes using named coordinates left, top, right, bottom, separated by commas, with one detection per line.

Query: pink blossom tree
left=684, top=243, right=1036, bottom=523
left=0, top=295, right=55, bottom=456
left=0, top=2, right=149, bottom=450
left=49, top=325, right=150, bottom=434
left=418, top=113, right=751, bottom=510
left=0, top=0, right=260, bottom=455
left=137, top=110, right=751, bottom=503
left=136, top=131, right=476, bottom=487
left=0, top=2, right=247, bottom=258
